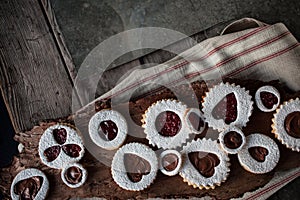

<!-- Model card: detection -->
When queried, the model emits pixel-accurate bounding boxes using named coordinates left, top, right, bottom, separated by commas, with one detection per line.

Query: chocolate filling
left=248, top=147, right=269, bottom=162
left=53, top=128, right=67, bottom=145
left=162, top=153, right=179, bottom=171
left=65, top=166, right=83, bottom=184
left=124, top=153, right=151, bottom=183
left=188, top=112, right=205, bottom=131
left=188, top=151, right=220, bottom=178
left=62, top=144, right=82, bottom=158
left=224, top=131, right=243, bottom=149
left=260, top=91, right=278, bottom=109
left=284, top=111, right=300, bottom=138
left=155, top=111, right=182, bottom=137
left=44, top=145, right=61, bottom=162
left=14, top=176, right=43, bottom=200
left=212, top=93, right=238, bottom=125
left=99, top=120, right=118, bottom=141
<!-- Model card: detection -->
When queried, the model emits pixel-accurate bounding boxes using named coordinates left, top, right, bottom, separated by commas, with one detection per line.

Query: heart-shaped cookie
left=237, top=134, right=279, bottom=174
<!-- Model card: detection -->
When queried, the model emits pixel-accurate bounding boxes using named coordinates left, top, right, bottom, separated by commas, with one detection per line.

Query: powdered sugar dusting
left=38, top=124, right=85, bottom=169
left=255, top=85, right=280, bottom=112
left=272, top=98, right=300, bottom=151
left=179, top=138, right=230, bottom=189
left=142, top=99, right=190, bottom=149
left=10, top=168, right=49, bottom=200
left=89, top=109, right=128, bottom=150
left=202, top=82, right=253, bottom=131
left=237, top=133, right=280, bottom=174
left=111, top=143, right=158, bottom=191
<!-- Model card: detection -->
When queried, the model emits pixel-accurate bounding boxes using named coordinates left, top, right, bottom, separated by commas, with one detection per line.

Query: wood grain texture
left=0, top=0, right=74, bottom=132
left=40, top=0, right=77, bottom=82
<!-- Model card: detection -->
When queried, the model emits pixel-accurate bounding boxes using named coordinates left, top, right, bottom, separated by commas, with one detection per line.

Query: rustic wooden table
left=0, top=0, right=229, bottom=133
left=0, top=0, right=299, bottom=199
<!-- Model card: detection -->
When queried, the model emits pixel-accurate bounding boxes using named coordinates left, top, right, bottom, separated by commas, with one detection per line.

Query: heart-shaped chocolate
left=155, top=111, right=182, bottom=137
left=284, top=111, right=300, bottom=138
left=53, top=128, right=67, bottom=145
left=44, top=145, right=61, bottom=162
left=188, top=151, right=220, bottom=178
left=99, top=120, right=118, bottom=141
left=212, top=92, right=237, bottom=124
left=62, top=144, right=82, bottom=158
left=260, top=91, right=278, bottom=109
left=248, top=146, right=269, bottom=162
left=124, top=153, right=151, bottom=183
left=14, top=176, right=43, bottom=200
left=188, top=112, right=205, bottom=132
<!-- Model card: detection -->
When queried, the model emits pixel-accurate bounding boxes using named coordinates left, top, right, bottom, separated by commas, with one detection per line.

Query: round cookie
left=255, top=85, right=280, bottom=112
left=142, top=99, right=190, bottom=149
left=180, top=138, right=230, bottom=189
left=219, top=126, right=246, bottom=154
left=272, top=98, right=300, bottom=151
left=61, top=163, right=87, bottom=188
left=39, top=124, right=85, bottom=169
left=111, top=143, right=158, bottom=191
left=202, top=82, right=253, bottom=131
left=237, top=133, right=280, bottom=174
left=11, top=168, right=49, bottom=200
left=89, top=109, right=128, bottom=150
left=159, top=149, right=182, bottom=176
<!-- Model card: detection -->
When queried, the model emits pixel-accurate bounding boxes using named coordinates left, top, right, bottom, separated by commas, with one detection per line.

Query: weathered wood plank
left=40, top=0, right=77, bottom=82
left=0, top=0, right=74, bottom=132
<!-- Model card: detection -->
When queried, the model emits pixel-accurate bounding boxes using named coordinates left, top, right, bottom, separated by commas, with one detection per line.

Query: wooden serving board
left=1, top=79, right=300, bottom=199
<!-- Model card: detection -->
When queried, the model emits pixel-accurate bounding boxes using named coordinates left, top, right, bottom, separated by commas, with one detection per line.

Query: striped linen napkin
left=97, top=18, right=300, bottom=104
